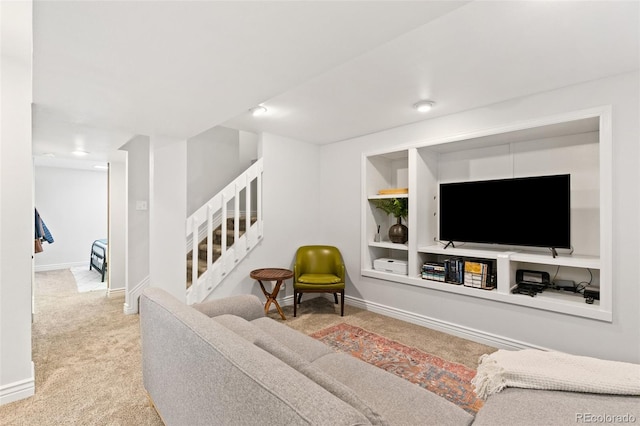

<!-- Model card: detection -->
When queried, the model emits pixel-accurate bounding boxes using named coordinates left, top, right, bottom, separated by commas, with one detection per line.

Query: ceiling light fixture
left=413, top=100, right=435, bottom=113
left=250, top=106, right=267, bottom=117
left=72, top=150, right=89, bottom=156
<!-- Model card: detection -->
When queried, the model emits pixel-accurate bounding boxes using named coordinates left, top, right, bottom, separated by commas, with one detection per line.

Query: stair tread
left=187, top=215, right=259, bottom=288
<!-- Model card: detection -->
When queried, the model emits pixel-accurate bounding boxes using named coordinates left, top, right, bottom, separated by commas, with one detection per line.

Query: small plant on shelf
left=372, top=198, right=408, bottom=243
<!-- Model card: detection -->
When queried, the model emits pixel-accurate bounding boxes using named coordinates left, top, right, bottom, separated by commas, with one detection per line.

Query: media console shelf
left=361, top=107, right=612, bottom=322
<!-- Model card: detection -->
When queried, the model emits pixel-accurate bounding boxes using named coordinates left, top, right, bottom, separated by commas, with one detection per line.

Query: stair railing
left=186, top=158, right=263, bottom=304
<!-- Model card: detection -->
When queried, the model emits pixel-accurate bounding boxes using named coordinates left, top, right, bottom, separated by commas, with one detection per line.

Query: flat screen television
left=439, top=174, right=571, bottom=250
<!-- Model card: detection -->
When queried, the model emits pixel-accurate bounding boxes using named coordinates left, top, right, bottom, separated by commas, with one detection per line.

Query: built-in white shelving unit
left=361, top=107, right=612, bottom=322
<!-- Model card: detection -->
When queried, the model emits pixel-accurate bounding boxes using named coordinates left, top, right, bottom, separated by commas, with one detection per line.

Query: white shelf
left=362, top=108, right=612, bottom=323
left=418, top=245, right=601, bottom=270
left=361, top=268, right=610, bottom=321
left=369, top=241, right=409, bottom=251
left=417, top=245, right=510, bottom=260
left=509, top=252, right=600, bottom=269
left=368, top=193, right=409, bottom=200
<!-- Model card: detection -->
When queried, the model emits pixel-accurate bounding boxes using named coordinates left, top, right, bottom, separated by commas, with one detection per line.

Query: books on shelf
left=377, top=188, right=408, bottom=195
left=445, top=257, right=464, bottom=284
left=422, top=258, right=496, bottom=289
left=421, top=262, right=445, bottom=282
left=463, top=260, right=494, bottom=289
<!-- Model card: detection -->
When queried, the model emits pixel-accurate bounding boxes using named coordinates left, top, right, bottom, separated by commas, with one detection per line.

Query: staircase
left=186, top=215, right=257, bottom=288
left=185, top=158, right=263, bottom=304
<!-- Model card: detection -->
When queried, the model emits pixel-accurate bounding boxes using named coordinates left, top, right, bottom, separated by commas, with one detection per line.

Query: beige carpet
left=0, top=269, right=162, bottom=426
left=0, top=270, right=496, bottom=425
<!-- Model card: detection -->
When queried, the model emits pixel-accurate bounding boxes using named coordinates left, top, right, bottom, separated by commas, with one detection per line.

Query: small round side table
left=250, top=268, right=293, bottom=320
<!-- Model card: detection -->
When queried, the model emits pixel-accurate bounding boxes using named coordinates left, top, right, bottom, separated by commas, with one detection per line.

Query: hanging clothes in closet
left=34, top=208, right=54, bottom=253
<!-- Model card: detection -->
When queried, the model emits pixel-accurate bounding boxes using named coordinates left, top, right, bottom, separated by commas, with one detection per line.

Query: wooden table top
left=250, top=268, right=293, bottom=281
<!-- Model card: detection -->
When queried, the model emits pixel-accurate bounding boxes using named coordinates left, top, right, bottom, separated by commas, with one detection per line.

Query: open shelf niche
left=361, top=107, right=612, bottom=322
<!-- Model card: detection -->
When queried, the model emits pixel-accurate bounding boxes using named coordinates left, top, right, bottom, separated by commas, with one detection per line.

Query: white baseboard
left=123, top=276, right=150, bottom=315
left=0, top=362, right=34, bottom=406
left=343, top=295, right=549, bottom=351
left=243, top=292, right=544, bottom=351
left=107, top=287, right=126, bottom=297
left=34, top=261, right=87, bottom=272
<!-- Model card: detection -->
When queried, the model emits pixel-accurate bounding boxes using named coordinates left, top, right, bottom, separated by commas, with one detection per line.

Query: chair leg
left=340, top=290, right=344, bottom=316
left=333, top=293, right=338, bottom=304
left=297, top=293, right=303, bottom=304
left=293, top=290, right=298, bottom=317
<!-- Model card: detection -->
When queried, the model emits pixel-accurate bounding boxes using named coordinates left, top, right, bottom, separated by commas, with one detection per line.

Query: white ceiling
left=32, top=1, right=639, bottom=167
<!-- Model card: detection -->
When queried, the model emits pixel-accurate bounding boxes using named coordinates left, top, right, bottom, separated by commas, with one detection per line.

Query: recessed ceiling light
left=72, top=150, right=89, bottom=156
left=250, top=106, right=267, bottom=117
left=93, top=164, right=108, bottom=170
left=413, top=100, right=435, bottom=113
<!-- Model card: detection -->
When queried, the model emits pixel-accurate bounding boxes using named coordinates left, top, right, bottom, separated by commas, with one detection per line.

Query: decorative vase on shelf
left=389, top=217, right=408, bottom=244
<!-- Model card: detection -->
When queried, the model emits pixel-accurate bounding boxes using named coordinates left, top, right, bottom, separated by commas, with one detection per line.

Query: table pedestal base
left=250, top=268, right=293, bottom=321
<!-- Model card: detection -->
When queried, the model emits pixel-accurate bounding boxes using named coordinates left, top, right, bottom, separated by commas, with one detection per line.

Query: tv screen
left=439, top=174, right=571, bottom=249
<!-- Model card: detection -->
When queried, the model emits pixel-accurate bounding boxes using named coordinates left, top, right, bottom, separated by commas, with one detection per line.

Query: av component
left=516, top=269, right=550, bottom=285
left=373, top=258, right=408, bottom=275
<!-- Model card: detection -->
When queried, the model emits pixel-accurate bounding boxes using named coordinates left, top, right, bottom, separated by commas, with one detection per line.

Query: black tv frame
left=439, top=174, right=571, bottom=257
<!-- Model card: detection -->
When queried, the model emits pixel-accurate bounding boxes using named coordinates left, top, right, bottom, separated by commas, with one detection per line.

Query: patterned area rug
left=310, top=323, right=483, bottom=414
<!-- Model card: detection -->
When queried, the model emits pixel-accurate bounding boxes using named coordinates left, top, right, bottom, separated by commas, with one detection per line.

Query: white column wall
left=320, top=71, right=639, bottom=363
left=150, top=138, right=187, bottom=302
left=120, top=136, right=150, bottom=312
left=0, top=0, right=34, bottom=405
left=108, top=153, right=127, bottom=292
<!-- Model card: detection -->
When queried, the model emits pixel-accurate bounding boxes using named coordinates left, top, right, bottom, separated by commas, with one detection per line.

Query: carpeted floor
left=0, top=269, right=162, bottom=426
left=0, top=270, right=496, bottom=425
left=267, top=296, right=497, bottom=369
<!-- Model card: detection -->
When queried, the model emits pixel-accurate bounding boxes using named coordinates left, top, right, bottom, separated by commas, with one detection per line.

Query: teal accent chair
left=293, top=245, right=345, bottom=317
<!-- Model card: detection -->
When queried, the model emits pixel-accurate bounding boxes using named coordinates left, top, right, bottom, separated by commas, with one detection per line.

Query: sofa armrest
left=192, top=294, right=265, bottom=320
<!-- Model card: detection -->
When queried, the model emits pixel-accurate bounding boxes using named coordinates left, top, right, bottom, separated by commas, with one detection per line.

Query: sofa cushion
left=472, top=387, right=640, bottom=426
left=213, top=314, right=263, bottom=343
left=255, top=336, right=388, bottom=426
left=311, top=352, right=474, bottom=426
left=140, top=288, right=371, bottom=426
left=251, top=316, right=334, bottom=362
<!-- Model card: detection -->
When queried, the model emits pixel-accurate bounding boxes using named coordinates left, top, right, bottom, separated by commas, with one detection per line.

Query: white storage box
left=373, top=258, right=408, bottom=275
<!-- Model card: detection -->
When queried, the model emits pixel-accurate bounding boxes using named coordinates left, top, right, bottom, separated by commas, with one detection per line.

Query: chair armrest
left=192, top=294, right=265, bottom=321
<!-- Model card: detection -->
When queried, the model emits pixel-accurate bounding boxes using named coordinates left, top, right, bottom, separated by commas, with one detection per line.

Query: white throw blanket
left=472, top=349, right=640, bottom=399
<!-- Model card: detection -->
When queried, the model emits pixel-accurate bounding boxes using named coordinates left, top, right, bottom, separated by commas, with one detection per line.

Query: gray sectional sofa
left=140, top=288, right=639, bottom=425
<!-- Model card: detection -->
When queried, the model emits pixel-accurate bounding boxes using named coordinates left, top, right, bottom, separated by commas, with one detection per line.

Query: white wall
left=320, top=71, right=639, bottom=363
left=120, top=136, right=150, bottom=312
left=0, top=0, right=34, bottom=405
left=108, top=153, right=127, bottom=291
left=187, top=126, right=258, bottom=216
left=33, top=166, right=107, bottom=270
left=203, top=133, right=322, bottom=302
left=239, top=130, right=259, bottom=166
left=150, top=138, right=187, bottom=302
